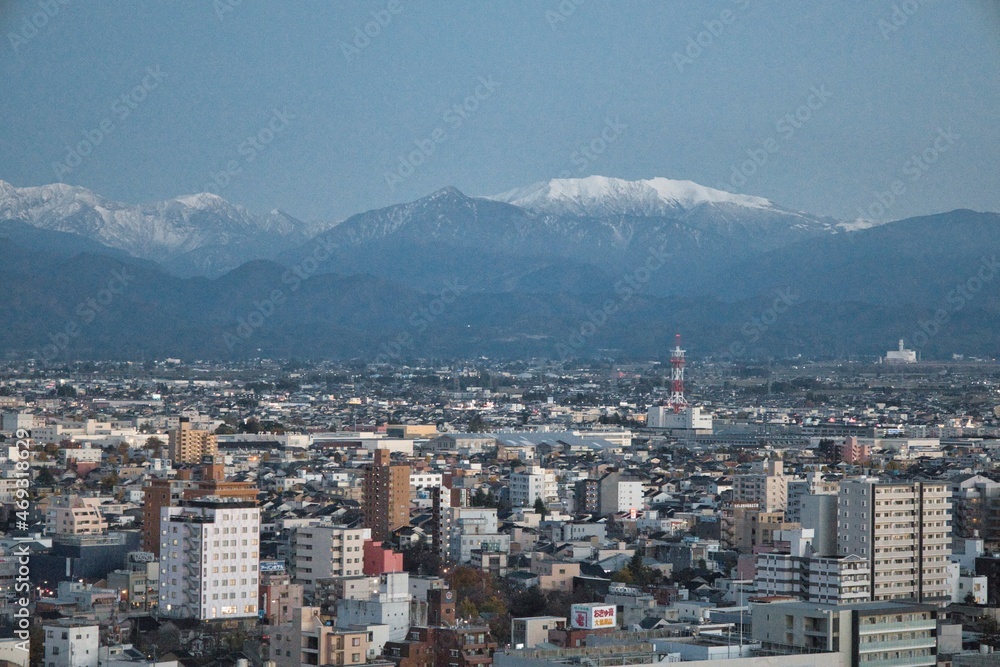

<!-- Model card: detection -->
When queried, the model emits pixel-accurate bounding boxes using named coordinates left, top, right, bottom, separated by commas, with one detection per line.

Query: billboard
left=570, top=603, right=616, bottom=630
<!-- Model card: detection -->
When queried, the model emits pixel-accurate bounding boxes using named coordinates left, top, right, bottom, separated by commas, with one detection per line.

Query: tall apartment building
left=364, top=449, right=410, bottom=541
left=733, top=459, right=788, bottom=513
left=141, top=459, right=258, bottom=556
left=168, top=417, right=218, bottom=463
left=292, top=522, right=372, bottom=596
left=510, top=467, right=558, bottom=507
left=838, top=480, right=951, bottom=603
left=952, top=473, right=1000, bottom=550
left=159, top=498, right=261, bottom=620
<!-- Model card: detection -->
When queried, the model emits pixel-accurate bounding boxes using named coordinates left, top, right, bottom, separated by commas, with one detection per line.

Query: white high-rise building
left=159, top=497, right=260, bottom=620
left=292, top=522, right=371, bottom=595
left=510, top=467, right=558, bottom=507
left=838, top=480, right=951, bottom=603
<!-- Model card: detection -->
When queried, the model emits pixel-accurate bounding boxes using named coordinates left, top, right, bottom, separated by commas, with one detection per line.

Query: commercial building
left=159, top=498, right=260, bottom=620
left=141, top=458, right=258, bottom=556
left=646, top=405, right=713, bottom=432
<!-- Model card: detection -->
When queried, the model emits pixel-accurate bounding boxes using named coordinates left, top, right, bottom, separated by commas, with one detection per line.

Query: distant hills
left=1, top=176, right=997, bottom=362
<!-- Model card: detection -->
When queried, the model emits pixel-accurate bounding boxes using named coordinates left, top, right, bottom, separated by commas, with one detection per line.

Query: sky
left=2, top=1, right=999, bottom=223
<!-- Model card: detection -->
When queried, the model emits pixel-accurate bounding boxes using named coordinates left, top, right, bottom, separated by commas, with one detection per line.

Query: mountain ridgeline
left=1, top=176, right=997, bottom=361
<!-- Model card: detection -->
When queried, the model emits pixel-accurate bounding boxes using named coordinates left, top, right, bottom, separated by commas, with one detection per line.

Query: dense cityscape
left=4, top=4, right=998, bottom=667
left=0, top=339, right=998, bottom=667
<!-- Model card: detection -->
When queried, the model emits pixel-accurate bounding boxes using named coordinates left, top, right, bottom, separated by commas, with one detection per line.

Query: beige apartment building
left=47, top=497, right=107, bottom=536
left=733, top=459, right=788, bottom=512
left=168, top=417, right=218, bottom=463
left=838, top=480, right=951, bottom=603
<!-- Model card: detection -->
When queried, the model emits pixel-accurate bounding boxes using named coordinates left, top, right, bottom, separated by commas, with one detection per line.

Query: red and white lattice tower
left=668, top=333, right=688, bottom=413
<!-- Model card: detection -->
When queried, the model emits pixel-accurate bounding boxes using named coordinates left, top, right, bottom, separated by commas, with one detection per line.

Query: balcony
left=858, top=620, right=936, bottom=634
left=858, top=637, right=936, bottom=652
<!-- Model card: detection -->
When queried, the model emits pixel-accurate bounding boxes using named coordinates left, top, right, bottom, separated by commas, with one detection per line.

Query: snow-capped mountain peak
left=0, top=181, right=319, bottom=276
left=489, top=175, right=773, bottom=217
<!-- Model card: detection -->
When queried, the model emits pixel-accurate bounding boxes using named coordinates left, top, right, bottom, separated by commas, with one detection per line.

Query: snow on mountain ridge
left=0, top=181, right=323, bottom=275
left=490, top=175, right=774, bottom=217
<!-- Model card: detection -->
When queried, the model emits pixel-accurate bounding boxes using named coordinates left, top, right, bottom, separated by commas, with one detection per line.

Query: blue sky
left=2, top=1, right=998, bottom=222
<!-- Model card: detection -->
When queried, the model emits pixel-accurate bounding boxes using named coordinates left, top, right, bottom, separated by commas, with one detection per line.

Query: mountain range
left=1, top=176, right=997, bottom=362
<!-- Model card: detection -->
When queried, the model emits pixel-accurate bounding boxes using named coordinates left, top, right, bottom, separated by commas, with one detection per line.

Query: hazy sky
left=2, top=1, right=999, bottom=222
